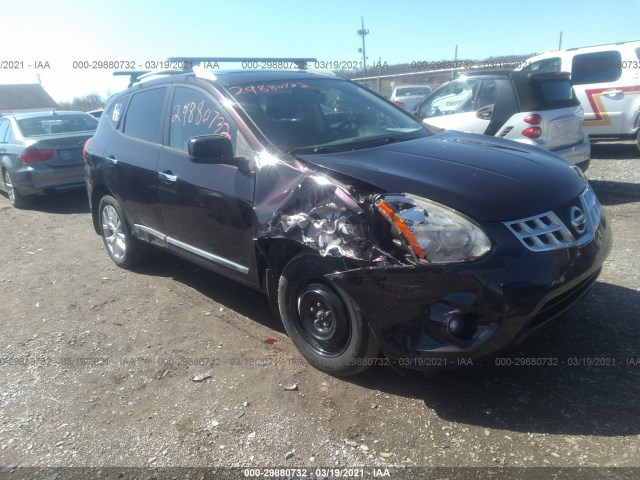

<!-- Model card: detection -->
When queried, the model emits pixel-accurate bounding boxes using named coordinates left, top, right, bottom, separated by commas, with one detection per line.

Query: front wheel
left=278, top=255, right=379, bottom=376
left=98, top=195, right=146, bottom=269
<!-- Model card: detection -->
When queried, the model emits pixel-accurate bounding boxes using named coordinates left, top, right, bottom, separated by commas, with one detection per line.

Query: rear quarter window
left=106, top=96, right=129, bottom=130
left=571, top=51, right=622, bottom=85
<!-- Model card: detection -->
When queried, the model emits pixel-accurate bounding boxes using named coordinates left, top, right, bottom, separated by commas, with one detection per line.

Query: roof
left=113, top=69, right=339, bottom=95
left=5, top=110, right=90, bottom=120
left=0, top=84, right=59, bottom=111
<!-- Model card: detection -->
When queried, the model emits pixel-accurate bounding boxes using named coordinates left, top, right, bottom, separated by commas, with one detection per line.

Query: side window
left=418, top=80, right=479, bottom=118
left=0, top=119, right=9, bottom=143
left=571, top=51, right=622, bottom=85
left=107, top=95, right=129, bottom=130
left=475, top=80, right=496, bottom=110
left=122, top=88, right=166, bottom=143
left=169, top=87, right=237, bottom=152
left=522, top=57, right=561, bottom=73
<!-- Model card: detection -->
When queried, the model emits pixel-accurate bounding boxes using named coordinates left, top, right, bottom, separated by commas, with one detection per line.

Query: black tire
left=98, top=195, right=146, bottom=269
left=636, top=129, right=640, bottom=152
left=3, top=171, right=29, bottom=209
left=278, top=255, right=379, bottom=376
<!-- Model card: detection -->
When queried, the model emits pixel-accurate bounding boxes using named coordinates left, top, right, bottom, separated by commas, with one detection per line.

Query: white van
left=521, top=40, right=640, bottom=149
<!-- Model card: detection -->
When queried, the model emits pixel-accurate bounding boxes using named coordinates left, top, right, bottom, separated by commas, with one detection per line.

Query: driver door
left=157, top=85, right=256, bottom=282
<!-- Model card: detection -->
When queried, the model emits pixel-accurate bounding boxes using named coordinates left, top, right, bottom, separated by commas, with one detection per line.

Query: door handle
left=602, top=89, right=623, bottom=96
left=158, top=171, right=178, bottom=183
left=106, top=155, right=118, bottom=166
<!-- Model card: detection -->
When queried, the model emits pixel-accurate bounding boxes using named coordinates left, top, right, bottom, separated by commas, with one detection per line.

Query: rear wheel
left=278, top=255, right=379, bottom=376
left=98, top=195, right=146, bottom=268
left=3, top=171, right=29, bottom=209
left=636, top=129, right=640, bottom=152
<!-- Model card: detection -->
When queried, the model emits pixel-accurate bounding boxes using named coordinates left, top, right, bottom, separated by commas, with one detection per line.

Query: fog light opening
left=447, top=317, right=465, bottom=336
left=446, top=314, right=477, bottom=340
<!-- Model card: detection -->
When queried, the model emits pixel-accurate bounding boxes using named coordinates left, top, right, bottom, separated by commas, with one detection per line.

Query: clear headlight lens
left=376, top=194, right=491, bottom=264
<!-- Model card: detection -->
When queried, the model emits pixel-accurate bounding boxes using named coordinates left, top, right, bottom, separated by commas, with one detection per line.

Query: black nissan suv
left=84, top=58, right=612, bottom=376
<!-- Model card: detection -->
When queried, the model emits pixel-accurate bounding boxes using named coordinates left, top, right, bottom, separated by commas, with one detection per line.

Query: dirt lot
left=0, top=142, right=639, bottom=479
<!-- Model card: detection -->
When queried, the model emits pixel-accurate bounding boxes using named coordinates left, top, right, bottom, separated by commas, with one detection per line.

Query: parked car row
left=520, top=40, right=640, bottom=149
left=391, top=40, right=640, bottom=164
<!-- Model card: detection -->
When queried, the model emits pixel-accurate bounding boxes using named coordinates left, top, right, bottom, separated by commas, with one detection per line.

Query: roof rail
left=113, top=70, right=150, bottom=87
left=113, top=69, right=194, bottom=87
left=566, top=39, right=640, bottom=51
left=167, top=57, right=318, bottom=70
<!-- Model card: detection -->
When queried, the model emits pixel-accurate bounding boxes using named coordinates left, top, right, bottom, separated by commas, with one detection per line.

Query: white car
left=520, top=40, right=640, bottom=150
left=414, top=71, right=591, bottom=170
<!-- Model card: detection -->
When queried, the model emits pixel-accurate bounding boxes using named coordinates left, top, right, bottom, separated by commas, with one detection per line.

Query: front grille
left=504, top=184, right=602, bottom=252
left=579, top=184, right=601, bottom=245
left=503, top=212, right=574, bottom=251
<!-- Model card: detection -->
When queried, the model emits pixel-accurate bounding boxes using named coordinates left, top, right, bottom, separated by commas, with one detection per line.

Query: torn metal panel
left=254, top=156, right=385, bottom=262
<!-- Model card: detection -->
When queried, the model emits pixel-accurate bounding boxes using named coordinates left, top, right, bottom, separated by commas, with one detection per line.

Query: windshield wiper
left=291, top=145, right=342, bottom=154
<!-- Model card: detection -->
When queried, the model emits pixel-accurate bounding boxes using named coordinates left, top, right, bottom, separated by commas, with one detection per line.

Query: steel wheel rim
left=297, top=284, right=351, bottom=357
left=4, top=173, right=15, bottom=204
left=101, top=204, right=126, bottom=260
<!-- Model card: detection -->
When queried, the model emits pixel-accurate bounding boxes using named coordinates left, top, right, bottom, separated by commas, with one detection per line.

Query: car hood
left=295, top=131, right=586, bottom=222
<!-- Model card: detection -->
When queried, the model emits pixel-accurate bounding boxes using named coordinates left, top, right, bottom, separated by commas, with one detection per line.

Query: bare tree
left=58, top=94, right=104, bottom=112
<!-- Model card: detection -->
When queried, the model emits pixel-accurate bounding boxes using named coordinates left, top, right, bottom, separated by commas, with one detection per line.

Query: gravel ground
left=0, top=141, right=638, bottom=480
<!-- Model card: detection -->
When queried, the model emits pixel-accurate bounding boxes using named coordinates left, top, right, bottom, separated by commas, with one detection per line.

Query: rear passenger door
left=106, top=87, right=168, bottom=236
left=571, top=50, right=625, bottom=135
left=157, top=85, right=256, bottom=282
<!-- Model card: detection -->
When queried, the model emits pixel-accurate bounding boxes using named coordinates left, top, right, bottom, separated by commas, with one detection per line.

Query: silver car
left=0, top=111, right=97, bottom=208
left=389, top=84, right=432, bottom=111
left=414, top=71, right=591, bottom=170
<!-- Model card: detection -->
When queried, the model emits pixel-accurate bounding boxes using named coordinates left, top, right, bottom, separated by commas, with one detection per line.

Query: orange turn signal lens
left=377, top=200, right=425, bottom=260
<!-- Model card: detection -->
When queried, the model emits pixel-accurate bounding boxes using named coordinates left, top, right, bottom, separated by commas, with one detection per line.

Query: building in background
left=0, top=84, right=59, bottom=115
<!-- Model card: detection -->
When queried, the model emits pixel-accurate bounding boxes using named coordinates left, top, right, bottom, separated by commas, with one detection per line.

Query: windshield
left=18, top=115, right=98, bottom=137
left=227, top=77, right=428, bottom=153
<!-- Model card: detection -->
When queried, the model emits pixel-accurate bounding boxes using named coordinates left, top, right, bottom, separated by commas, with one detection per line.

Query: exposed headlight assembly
left=376, top=194, right=491, bottom=264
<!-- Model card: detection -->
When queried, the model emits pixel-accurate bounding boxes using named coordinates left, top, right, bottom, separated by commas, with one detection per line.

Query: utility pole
left=559, top=31, right=563, bottom=50
left=452, top=44, right=458, bottom=79
left=357, top=17, right=369, bottom=86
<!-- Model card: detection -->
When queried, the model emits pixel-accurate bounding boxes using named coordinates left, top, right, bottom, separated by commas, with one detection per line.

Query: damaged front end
left=252, top=154, right=610, bottom=371
left=253, top=156, right=508, bottom=368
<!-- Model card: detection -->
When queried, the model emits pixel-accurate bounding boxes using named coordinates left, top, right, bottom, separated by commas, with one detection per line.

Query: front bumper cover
left=326, top=211, right=612, bottom=370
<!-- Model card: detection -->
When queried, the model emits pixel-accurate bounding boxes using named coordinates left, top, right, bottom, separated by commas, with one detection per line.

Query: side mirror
left=188, top=135, right=234, bottom=164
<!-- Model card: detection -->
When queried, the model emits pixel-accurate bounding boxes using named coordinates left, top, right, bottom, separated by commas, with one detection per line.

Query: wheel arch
left=90, top=183, right=113, bottom=235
